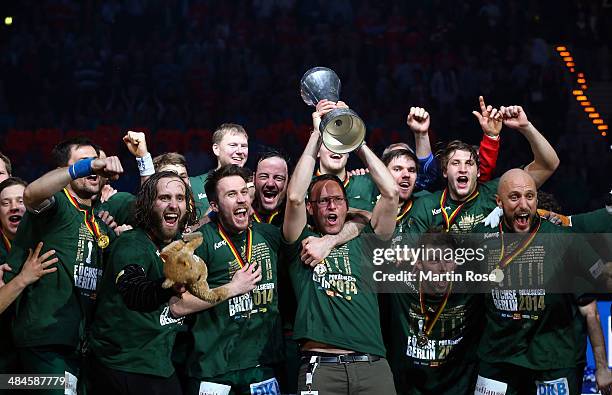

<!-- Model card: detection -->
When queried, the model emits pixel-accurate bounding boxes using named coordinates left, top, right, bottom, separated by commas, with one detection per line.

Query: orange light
left=593, top=119, right=604, bottom=124
left=572, top=90, right=583, bottom=95
left=566, top=62, right=575, bottom=67
left=597, top=125, right=608, bottom=130
left=576, top=95, right=588, bottom=101
left=578, top=72, right=584, bottom=77
left=570, top=68, right=575, bottom=72
left=560, top=51, right=570, bottom=56
left=588, top=113, right=600, bottom=118
left=584, top=107, right=595, bottom=112
left=581, top=84, right=588, bottom=90
left=556, top=46, right=567, bottom=51
left=602, top=131, right=608, bottom=137
left=580, top=101, right=591, bottom=106
left=563, top=56, right=573, bottom=62
left=577, top=78, right=586, bottom=83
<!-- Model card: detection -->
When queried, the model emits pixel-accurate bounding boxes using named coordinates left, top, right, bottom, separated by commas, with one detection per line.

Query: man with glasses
left=282, top=104, right=399, bottom=393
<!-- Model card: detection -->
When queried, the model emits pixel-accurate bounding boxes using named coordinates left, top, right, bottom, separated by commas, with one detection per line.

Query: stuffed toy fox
left=160, top=232, right=228, bottom=304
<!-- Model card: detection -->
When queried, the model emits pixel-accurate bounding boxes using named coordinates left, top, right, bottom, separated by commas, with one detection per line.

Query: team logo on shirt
left=159, top=305, right=185, bottom=326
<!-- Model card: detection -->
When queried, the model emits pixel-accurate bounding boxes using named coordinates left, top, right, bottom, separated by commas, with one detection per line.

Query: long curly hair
left=133, top=171, right=197, bottom=231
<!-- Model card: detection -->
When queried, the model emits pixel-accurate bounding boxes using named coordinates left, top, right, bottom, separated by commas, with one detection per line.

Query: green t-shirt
left=409, top=179, right=500, bottom=234
left=473, top=219, right=603, bottom=369
left=95, top=191, right=136, bottom=226
left=89, top=228, right=185, bottom=377
left=313, top=171, right=378, bottom=211
left=187, top=221, right=283, bottom=379
left=345, top=173, right=379, bottom=211
left=5, top=191, right=113, bottom=348
left=189, top=173, right=210, bottom=218
left=283, top=225, right=386, bottom=357
left=571, top=208, right=612, bottom=233
left=0, top=234, right=16, bottom=370
left=386, top=291, right=483, bottom=394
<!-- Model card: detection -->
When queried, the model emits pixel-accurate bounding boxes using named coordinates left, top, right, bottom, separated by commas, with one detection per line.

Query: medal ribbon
left=315, top=169, right=350, bottom=188
left=63, top=188, right=103, bottom=242
left=497, top=216, right=541, bottom=269
left=1, top=231, right=11, bottom=252
left=418, top=281, right=453, bottom=337
left=396, top=200, right=413, bottom=222
left=439, top=188, right=479, bottom=232
left=252, top=210, right=279, bottom=224
left=217, top=223, right=252, bottom=268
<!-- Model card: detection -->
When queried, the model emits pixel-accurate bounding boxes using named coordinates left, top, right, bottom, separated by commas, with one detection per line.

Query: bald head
left=498, top=169, right=536, bottom=195
left=496, top=169, right=538, bottom=233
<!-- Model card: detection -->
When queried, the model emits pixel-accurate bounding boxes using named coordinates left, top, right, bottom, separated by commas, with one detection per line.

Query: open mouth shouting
left=262, top=189, right=279, bottom=204
left=514, top=212, right=531, bottom=231
left=399, top=180, right=412, bottom=193
left=234, top=206, right=249, bottom=222
left=326, top=213, right=338, bottom=226
left=456, top=175, right=469, bottom=190
left=163, top=212, right=180, bottom=228
left=6, top=214, right=22, bottom=231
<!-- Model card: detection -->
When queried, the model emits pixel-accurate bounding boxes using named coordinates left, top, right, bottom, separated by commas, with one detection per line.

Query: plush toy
left=160, top=232, right=228, bottom=304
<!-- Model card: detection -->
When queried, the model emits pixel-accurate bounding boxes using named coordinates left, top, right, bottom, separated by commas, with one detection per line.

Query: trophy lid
left=300, top=67, right=341, bottom=106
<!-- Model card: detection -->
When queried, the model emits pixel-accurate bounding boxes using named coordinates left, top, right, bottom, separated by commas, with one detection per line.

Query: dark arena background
left=0, top=1, right=610, bottom=394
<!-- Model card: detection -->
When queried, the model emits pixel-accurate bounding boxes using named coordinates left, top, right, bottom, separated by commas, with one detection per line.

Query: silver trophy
left=300, top=67, right=366, bottom=153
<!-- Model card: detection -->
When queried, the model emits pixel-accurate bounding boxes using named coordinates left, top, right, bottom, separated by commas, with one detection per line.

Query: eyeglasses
left=310, top=196, right=346, bottom=207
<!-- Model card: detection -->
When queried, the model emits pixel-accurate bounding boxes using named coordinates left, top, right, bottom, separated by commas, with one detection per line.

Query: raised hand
left=18, top=242, right=58, bottom=286
left=500, top=105, right=530, bottom=130
left=406, top=107, right=430, bottom=134
left=97, top=210, right=118, bottom=231
left=313, top=99, right=339, bottom=133
left=91, top=156, right=124, bottom=181
left=472, top=96, right=502, bottom=137
left=122, top=131, right=149, bottom=157
left=99, top=184, right=117, bottom=203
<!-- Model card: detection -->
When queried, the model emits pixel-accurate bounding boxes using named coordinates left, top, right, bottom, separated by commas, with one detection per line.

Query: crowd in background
left=0, top=0, right=610, bottom=213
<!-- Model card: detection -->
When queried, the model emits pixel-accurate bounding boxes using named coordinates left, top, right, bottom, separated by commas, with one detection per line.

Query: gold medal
left=416, top=319, right=428, bottom=347
left=97, top=234, right=110, bottom=249
left=490, top=268, right=504, bottom=283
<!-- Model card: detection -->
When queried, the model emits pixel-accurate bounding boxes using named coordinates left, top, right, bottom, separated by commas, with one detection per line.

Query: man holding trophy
left=282, top=67, right=398, bottom=394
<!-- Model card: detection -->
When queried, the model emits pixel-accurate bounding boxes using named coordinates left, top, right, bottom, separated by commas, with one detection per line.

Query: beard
left=151, top=210, right=188, bottom=242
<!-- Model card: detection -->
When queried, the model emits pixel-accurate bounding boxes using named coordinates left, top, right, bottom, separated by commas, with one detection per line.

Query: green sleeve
left=98, top=192, right=136, bottom=226
left=408, top=195, right=432, bottom=234
left=571, top=209, right=612, bottom=233
left=5, top=195, right=62, bottom=281
left=108, top=231, right=157, bottom=276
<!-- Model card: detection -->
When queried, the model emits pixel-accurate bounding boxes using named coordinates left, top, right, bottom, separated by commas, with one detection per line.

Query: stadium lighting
left=4, top=16, right=12, bottom=26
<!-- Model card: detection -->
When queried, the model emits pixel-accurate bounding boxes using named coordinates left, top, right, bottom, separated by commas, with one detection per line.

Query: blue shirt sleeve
left=416, top=153, right=439, bottom=191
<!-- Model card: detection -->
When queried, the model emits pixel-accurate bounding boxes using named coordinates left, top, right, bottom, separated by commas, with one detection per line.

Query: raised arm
left=283, top=101, right=336, bottom=243
left=471, top=96, right=502, bottom=182
left=406, top=107, right=439, bottom=190
left=123, top=131, right=154, bottom=186
left=24, top=157, right=123, bottom=210
left=500, top=105, right=560, bottom=188
left=355, top=144, right=399, bottom=239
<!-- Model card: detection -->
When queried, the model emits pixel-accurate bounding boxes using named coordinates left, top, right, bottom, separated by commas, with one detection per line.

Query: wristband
left=68, top=158, right=94, bottom=180
left=136, top=153, right=155, bottom=176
